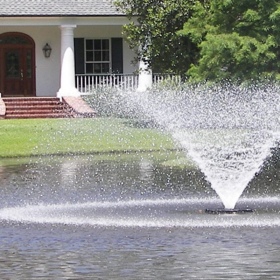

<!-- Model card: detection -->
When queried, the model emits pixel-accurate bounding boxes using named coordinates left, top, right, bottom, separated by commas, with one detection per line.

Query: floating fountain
left=1, top=82, right=280, bottom=226
left=1, top=83, right=280, bottom=279
left=113, top=82, right=280, bottom=212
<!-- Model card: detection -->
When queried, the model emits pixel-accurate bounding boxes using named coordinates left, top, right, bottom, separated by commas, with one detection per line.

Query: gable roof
left=0, top=0, right=124, bottom=17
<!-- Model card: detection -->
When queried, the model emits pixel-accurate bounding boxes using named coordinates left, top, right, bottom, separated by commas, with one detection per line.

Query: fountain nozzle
left=205, top=208, right=254, bottom=214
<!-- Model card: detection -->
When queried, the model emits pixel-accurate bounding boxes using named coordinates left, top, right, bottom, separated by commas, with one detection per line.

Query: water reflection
left=0, top=152, right=279, bottom=279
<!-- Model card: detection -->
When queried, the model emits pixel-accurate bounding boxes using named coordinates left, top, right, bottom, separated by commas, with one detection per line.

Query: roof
left=0, top=0, right=124, bottom=17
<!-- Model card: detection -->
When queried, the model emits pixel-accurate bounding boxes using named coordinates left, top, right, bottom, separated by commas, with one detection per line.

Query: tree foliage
left=115, top=0, right=196, bottom=75
left=180, top=0, right=280, bottom=82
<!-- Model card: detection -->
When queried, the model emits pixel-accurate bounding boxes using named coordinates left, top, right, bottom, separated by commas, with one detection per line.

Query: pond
left=0, top=152, right=280, bottom=279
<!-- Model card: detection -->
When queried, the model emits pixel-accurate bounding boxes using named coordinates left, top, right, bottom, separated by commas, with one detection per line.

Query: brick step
left=5, top=102, right=63, bottom=108
left=6, top=103, right=65, bottom=108
left=5, top=113, right=68, bottom=119
left=4, top=101, right=63, bottom=106
left=6, top=104, right=65, bottom=111
left=3, top=97, right=59, bottom=102
left=6, top=109, right=67, bottom=114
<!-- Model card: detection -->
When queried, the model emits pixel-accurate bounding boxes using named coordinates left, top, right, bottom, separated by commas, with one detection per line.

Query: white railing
left=75, top=73, right=182, bottom=94
left=75, top=74, right=139, bottom=94
left=153, top=73, right=182, bottom=85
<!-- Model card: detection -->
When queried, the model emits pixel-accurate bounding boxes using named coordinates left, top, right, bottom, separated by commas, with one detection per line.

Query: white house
left=0, top=0, right=139, bottom=98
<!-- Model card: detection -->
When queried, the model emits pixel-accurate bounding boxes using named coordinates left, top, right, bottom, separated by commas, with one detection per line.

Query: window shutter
left=111, top=38, right=123, bottom=74
left=74, top=38, right=85, bottom=74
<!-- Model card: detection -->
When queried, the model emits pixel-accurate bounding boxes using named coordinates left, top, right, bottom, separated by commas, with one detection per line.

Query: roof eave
left=0, top=14, right=126, bottom=17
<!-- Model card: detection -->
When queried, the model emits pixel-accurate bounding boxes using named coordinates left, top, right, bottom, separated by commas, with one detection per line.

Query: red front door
left=0, top=33, right=35, bottom=97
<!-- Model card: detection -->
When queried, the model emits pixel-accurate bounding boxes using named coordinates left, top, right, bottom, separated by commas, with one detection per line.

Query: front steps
left=1, top=97, right=95, bottom=119
left=2, top=97, right=73, bottom=119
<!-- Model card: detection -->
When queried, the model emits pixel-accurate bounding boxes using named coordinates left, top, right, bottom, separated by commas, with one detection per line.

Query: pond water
left=0, top=152, right=280, bottom=279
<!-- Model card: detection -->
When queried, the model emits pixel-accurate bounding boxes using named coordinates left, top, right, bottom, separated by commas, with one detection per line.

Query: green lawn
left=0, top=118, right=176, bottom=158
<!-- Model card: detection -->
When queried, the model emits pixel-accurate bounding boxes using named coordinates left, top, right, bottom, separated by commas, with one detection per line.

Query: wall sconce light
left=42, top=43, right=52, bottom=58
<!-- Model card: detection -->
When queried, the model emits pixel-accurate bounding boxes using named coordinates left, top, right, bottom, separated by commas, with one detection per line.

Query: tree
left=179, top=0, right=280, bottom=82
left=115, top=0, right=197, bottom=75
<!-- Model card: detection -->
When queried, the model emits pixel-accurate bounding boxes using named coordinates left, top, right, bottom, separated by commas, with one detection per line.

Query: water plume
left=86, top=82, right=280, bottom=209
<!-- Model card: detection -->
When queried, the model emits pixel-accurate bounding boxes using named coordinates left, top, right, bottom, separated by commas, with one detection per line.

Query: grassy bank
left=0, top=118, right=176, bottom=158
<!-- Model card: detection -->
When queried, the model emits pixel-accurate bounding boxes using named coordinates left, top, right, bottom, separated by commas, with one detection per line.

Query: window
left=85, top=39, right=110, bottom=74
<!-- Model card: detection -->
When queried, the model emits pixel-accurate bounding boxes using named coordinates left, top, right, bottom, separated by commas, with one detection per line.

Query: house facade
left=0, top=0, right=138, bottom=98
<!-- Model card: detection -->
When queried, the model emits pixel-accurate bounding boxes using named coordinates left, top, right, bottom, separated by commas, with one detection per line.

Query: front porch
left=0, top=19, right=181, bottom=118
left=0, top=73, right=181, bottom=119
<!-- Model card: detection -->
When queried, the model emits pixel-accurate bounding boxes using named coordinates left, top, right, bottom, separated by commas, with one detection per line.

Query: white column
left=57, top=25, right=80, bottom=97
left=137, top=59, right=153, bottom=92
left=137, top=41, right=153, bottom=92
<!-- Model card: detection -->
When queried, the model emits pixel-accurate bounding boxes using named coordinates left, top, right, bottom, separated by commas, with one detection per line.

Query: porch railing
left=75, top=73, right=181, bottom=94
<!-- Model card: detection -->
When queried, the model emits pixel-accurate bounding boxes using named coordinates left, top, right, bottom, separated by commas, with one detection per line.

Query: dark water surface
left=0, top=152, right=280, bottom=279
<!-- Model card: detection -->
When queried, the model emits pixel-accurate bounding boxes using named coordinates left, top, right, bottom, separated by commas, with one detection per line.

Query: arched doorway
left=0, top=32, right=36, bottom=97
